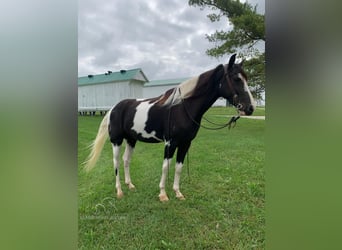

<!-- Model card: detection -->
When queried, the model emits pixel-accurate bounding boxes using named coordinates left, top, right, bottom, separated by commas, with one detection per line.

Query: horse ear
left=228, top=53, right=236, bottom=70
left=239, top=59, right=245, bottom=67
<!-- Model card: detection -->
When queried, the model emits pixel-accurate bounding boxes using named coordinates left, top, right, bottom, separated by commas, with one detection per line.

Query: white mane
left=160, top=76, right=199, bottom=106
left=178, top=76, right=199, bottom=98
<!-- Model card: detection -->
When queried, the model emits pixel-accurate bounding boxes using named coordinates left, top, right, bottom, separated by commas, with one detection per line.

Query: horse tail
left=83, top=110, right=111, bottom=172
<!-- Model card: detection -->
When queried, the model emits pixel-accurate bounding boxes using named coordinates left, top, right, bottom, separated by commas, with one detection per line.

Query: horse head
left=217, top=54, right=256, bottom=116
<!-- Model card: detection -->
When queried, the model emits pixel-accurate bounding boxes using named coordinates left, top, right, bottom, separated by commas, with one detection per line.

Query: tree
left=189, top=0, right=265, bottom=100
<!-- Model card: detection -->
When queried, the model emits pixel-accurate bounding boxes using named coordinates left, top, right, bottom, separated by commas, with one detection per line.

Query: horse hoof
left=117, top=191, right=124, bottom=199
left=176, top=193, right=185, bottom=200
left=127, top=183, right=136, bottom=190
left=177, top=195, right=185, bottom=200
left=175, top=190, right=185, bottom=200
left=159, top=194, right=169, bottom=202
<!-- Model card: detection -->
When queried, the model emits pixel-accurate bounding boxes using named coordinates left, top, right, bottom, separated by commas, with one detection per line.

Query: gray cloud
left=79, top=0, right=264, bottom=80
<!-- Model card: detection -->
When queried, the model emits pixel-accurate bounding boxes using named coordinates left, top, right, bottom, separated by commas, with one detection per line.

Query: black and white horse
left=84, top=54, right=255, bottom=201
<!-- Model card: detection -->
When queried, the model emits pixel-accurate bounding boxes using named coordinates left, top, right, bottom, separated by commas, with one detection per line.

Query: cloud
left=78, top=0, right=264, bottom=79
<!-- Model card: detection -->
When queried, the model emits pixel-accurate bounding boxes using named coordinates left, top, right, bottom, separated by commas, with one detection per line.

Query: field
left=78, top=107, right=265, bottom=249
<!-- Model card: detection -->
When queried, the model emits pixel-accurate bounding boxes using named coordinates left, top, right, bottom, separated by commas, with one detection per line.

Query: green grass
left=78, top=107, right=265, bottom=249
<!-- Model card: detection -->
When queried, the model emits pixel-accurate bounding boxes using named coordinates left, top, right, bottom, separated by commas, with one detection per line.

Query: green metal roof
left=144, top=77, right=190, bottom=87
left=78, top=68, right=148, bottom=86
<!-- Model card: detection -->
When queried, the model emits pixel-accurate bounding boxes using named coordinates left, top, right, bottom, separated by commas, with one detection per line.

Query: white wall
left=78, top=81, right=132, bottom=110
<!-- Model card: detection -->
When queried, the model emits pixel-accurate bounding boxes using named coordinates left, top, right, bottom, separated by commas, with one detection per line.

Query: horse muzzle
left=237, top=104, right=254, bottom=116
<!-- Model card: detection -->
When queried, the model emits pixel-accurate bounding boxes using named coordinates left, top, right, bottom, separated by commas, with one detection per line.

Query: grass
left=78, top=107, right=265, bottom=249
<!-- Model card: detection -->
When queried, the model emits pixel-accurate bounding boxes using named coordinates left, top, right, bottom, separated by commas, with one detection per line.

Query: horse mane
left=178, top=76, right=199, bottom=99
left=186, top=64, right=224, bottom=99
left=152, top=64, right=224, bottom=106
left=152, top=77, right=200, bottom=107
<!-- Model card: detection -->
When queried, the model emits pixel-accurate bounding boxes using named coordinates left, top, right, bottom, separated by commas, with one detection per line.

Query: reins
left=180, top=97, right=240, bottom=130
left=203, top=115, right=240, bottom=129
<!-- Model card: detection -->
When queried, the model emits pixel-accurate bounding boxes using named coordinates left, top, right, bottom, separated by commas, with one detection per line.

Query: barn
left=78, top=68, right=148, bottom=115
left=78, top=68, right=227, bottom=115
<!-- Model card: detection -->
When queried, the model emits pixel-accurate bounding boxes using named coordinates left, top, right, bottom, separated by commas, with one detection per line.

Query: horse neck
left=184, top=84, right=219, bottom=121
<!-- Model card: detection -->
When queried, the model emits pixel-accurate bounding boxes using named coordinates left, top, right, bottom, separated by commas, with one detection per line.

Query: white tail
left=83, top=111, right=111, bottom=172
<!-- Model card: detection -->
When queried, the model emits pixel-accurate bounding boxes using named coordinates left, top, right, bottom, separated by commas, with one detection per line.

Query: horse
left=84, top=54, right=256, bottom=202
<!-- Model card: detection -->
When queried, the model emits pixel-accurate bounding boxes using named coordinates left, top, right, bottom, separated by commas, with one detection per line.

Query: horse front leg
left=173, top=141, right=191, bottom=200
left=159, top=142, right=176, bottom=202
left=159, top=158, right=172, bottom=202
left=173, top=162, right=185, bottom=200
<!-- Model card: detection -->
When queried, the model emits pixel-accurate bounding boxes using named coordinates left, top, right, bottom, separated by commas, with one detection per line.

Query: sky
left=78, top=0, right=264, bottom=80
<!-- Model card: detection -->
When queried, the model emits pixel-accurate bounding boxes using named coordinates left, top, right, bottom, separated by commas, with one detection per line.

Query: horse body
left=84, top=54, right=255, bottom=201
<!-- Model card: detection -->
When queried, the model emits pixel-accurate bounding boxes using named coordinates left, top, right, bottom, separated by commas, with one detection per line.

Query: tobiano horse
left=84, top=54, right=256, bottom=201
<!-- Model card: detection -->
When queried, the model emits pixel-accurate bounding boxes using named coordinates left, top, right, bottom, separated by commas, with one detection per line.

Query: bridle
left=221, top=65, right=240, bottom=108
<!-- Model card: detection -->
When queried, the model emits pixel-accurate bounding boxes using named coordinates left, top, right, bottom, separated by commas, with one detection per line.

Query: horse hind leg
left=123, top=140, right=136, bottom=190
left=112, top=143, right=124, bottom=198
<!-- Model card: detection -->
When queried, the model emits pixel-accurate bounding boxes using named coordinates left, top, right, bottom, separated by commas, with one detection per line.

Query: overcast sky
left=78, top=0, right=264, bottom=80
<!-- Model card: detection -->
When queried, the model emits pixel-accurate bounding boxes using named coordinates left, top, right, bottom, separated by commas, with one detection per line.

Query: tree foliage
left=189, top=0, right=265, bottom=100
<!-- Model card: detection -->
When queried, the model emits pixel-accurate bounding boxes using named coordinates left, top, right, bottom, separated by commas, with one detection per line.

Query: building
left=78, top=68, right=148, bottom=114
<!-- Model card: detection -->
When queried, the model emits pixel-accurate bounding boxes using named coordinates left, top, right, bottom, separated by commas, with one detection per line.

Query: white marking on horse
left=159, top=158, right=172, bottom=201
left=173, top=162, right=185, bottom=200
left=238, top=73, right=256, bottom=109
left=112, top=144, right=123, bottom=198
left=132, top=101, right=162, bottom=141
left=123, top=142, right=135, bottom=189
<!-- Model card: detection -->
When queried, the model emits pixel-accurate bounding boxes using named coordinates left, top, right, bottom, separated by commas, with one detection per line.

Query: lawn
left=78, top=107, right=265, bottom=249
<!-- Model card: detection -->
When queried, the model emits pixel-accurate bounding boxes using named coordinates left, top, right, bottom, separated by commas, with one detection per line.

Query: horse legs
left=159, top=158, right=172, bottom=202
left=159, top=142, right=176, bottom=202
left=173, top=162, right=185, bottom=200
left=112, top=143, right=123, bottom=198
left=122, top=141, right=136, bottom=190
left=173, top=141, right=191, bottom=200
